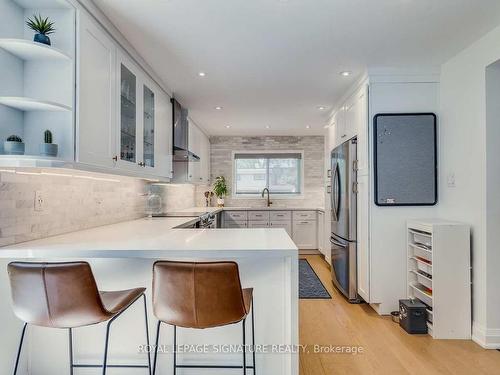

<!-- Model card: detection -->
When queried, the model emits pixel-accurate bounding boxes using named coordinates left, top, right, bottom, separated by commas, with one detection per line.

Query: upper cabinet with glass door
left=118, top=53, right=141, bottom=171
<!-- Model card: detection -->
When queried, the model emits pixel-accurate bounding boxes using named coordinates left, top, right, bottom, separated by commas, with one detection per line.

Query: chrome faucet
left=262, top=188, right=272, bottom=207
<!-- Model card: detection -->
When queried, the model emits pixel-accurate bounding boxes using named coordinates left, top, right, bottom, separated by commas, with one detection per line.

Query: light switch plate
left=447, top=173, right=456, bottom=188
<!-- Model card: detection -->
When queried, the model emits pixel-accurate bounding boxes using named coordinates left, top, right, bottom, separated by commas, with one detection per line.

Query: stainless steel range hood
left=171, top=98, right=200, bottom=162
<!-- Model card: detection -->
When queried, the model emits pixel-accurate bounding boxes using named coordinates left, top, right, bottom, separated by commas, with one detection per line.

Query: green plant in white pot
left=4, top=135, right=25, bottom=155
left=39, top=130, right=58, bottom=157
left=213, top=176, right=228, bottom=207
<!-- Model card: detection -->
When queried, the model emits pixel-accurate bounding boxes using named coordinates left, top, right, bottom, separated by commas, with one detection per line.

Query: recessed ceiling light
left=225, top=125, right=231, bottom=128
left=215, top=106, right=223, bottom=110
left=265, top=125, right=271, bottom=129
left=317, top=106, right=326, bottom=111
left=340, top=71, right=352, bottom=77
left=306, top=125, right=311, bottom=129
left=198, top=72, right=206, bottom=77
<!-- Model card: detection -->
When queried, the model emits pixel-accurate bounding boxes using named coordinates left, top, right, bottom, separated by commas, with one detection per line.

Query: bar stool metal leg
left=251, top=298, right=256, bottom=374
left=69, top=328, right=74, bottom=375
left=173, top=325, right=177, bottom=375
left=142, top=294, right=152, bottom=375
left=13, top=323, right=27, bottom=375
left=152, top=321, right=161, bottom=375
left=243, top=318, right=247, bottom=375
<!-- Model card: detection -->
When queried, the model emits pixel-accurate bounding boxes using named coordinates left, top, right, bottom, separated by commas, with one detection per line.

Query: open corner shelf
left=0, top=155, right=71, bottom=168
left=0, top=97, right=72, bottom=112
left=0, top=39, right=71, bottom=61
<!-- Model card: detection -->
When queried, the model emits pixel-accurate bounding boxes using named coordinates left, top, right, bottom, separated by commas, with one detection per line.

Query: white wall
left=368, top=79, right=440, bottom=314
left=439, top=23, right=500, bottom=348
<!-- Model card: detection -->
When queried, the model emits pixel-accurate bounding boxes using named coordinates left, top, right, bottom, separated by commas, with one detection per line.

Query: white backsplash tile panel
left=0, top=168, right=148, bottom=247
left=209, top=136, right=325, bottom=208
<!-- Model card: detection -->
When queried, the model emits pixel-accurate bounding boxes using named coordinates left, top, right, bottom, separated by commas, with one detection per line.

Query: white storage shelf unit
left=0, top=0, right=75, bottom=161
left=407, top=219, right=471, bottom=339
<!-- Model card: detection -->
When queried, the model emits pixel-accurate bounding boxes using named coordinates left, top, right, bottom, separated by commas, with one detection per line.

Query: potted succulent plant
left=39, top=130, right=58, bottom=157
left=27, top=14, right=55, bottom=46
left=4, top=135, right=25, bottom=155
left=213, top=176, right=228, bottom=207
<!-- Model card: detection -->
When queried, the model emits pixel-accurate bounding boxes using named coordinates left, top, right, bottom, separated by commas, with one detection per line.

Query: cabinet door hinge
left=353, top=182, right=359, bottom=194
left=353, top=160, right=359, bottom=171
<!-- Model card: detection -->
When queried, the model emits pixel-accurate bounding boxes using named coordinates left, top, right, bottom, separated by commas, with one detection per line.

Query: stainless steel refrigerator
left=330, top=137, right=361, bottom=303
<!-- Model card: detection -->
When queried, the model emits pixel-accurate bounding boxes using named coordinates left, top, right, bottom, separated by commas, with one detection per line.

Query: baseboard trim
left=472, top=322, right=500, bottom=349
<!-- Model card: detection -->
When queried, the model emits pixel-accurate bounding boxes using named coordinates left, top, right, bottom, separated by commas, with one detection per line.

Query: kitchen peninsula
left=0, top=218, right=298, bottom=375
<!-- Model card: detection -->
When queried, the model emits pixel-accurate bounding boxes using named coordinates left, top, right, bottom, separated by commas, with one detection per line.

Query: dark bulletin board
left=374, top=113, right=437, bottom=206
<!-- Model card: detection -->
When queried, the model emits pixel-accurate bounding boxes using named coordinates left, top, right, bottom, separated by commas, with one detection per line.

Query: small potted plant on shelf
left=27, top=14, right=55, bottom=46
left=39, top=130, right=58, bottom=157
left=213, top=176, right=228, bottom=207
left=4, top=135, right=25, bottom=155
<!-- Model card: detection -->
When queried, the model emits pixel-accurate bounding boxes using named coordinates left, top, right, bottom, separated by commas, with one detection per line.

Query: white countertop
left=0, top=217, right=297, bottom=259
left=219, top=206, right=324, bottom=212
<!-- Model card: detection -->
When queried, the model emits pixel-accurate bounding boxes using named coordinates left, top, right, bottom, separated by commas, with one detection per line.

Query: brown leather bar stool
left=152, top=261, right=256, bottom=374
left=7, top=261, right=152, bottom=375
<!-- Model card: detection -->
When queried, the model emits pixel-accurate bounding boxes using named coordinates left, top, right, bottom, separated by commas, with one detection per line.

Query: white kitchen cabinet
left=354, top=85, right=368, bottom=175
left=187, top=120, right=210, bottom=184
left=292, top=220, right=318, bottom=250
left=141, top=77, right=172, bottom=178
left=77, top=11, right=172, bottom=180
left=249, top=211, right=270, bottom=221
left=199, top=128, right=211, bottom=184
left=187, top=118, right=200, bottom=182
left=116, top=51, right=143, bottom=173
left=318, top=211, right=325, bottom=255
left=270, top=221, right=292, bottom=237
left=77, top=13, right=116, bottom=168
left=356, top=174, right=370, bottom=302
left=225, top=221, right=248, bottom=229
left=248, top=221, right=269, bottom=228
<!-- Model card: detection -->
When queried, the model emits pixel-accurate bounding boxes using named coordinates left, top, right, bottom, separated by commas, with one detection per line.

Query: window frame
left=231, top=150, right=305, bottom=199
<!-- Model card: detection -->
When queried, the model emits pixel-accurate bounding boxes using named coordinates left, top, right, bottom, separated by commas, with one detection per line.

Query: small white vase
left=217, top=197, right=225, bottom=207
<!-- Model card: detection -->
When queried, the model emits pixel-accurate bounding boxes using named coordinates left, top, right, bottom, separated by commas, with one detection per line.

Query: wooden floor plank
left=299, top=255, right=500, bottom=375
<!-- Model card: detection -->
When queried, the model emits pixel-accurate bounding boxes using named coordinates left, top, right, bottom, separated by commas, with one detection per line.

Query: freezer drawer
left=330, top=235, right=360, bottom=302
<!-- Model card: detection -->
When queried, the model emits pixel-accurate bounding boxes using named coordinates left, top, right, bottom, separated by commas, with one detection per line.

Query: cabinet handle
left=277, top=214, right=284, bottom=217
left=112, top=155, right=118, bottom=162
left=301, top=221, right=309, bottom=224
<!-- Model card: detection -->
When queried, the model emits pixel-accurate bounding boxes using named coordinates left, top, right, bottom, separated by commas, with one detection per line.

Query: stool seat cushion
left=153, top=261, right=252, bottom=329
left=100, top=288, right=146, bottom=314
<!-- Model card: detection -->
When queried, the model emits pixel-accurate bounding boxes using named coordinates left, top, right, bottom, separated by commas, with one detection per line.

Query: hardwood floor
left=299, top=255, right=500, bottom=375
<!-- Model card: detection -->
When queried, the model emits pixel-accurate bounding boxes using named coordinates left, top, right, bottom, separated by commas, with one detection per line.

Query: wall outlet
left=34, top=191, right=45, bottom=211
left=447, top=173, right=456, bottom=188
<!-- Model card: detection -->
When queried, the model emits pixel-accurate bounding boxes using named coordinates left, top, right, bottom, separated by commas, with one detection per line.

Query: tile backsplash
left=0, top=168, right=148, bottom=247
left=209, top=136, right=325, bottom=208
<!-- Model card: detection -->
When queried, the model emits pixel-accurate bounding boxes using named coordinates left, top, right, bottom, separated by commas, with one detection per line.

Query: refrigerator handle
left=330, top=236, right=347, bottom=248
left=332, top=163, right=341, bottom=221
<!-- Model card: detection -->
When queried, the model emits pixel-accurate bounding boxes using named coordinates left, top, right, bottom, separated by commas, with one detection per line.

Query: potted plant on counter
left=27, top=14, right=55, bottom=46
left=3, top=135, right=25, bottom=155
left=39, top=130, right=58, bottom=157
left=213, top=176, right=228, bottom=207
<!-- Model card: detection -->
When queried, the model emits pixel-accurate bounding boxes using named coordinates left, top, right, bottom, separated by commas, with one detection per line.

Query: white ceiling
left=92, top=0, right=500, bottom=136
